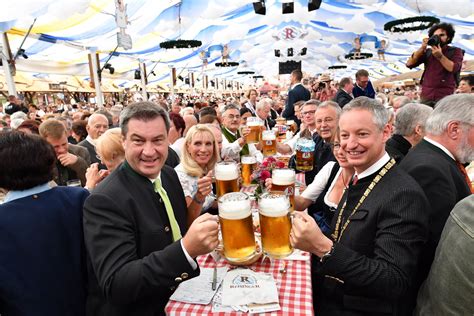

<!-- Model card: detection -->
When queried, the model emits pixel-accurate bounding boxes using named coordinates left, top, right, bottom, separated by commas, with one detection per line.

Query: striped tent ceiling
left=1, top=0, right=473, bottom=88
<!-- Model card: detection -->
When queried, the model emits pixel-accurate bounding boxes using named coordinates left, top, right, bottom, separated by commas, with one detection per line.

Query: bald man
left=78, top=113, right=109, bottom=168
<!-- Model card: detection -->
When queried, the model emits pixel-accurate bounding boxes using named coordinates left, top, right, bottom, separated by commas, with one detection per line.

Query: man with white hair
left=78, top=113, right=109, bottom=167
left=256, top=98, right=275, bottom=129
left=400, top=94, right=473, bottom=306
left=386, top=103, right=433, bottom=163
left=392, top=96, right=411, bottom=113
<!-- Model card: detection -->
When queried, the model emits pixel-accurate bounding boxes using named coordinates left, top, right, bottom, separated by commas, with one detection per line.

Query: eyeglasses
left=225, top=114, right=240, bottom=120
left=316, top=117, right=335, bottom=124
left=301, top=110, right=316, bottom=116
left=330, top=143, right=341, bottom=150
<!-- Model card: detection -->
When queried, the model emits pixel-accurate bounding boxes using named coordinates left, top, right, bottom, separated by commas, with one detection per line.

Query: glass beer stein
left=258, top=193, right=293, bottom=258
left=218, top=192, right=256, bottom=263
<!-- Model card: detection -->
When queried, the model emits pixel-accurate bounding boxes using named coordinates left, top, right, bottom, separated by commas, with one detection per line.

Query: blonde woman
left=85, top=128, right=125, bottom=190
left=175, top=124, right=220, bottom=219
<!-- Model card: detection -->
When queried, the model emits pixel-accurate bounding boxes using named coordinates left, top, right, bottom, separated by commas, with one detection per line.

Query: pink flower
left=260, top=170, right=271, bottom=181
left=266, top=156, right=276, bottom=163
left=276, top=161, right=285, bottom=168
left=261, top=161, right=269, bottom=168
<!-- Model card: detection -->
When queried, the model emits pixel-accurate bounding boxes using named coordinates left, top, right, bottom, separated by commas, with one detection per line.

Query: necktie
left=455, top=161, right=474, bottom=194
left=352, top=175, right=359, bottom=186
left=154, top=178, right=182, bottom=241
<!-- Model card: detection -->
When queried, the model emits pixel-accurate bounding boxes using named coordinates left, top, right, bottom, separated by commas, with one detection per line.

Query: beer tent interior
left=0, top=0, right=473, bottom=94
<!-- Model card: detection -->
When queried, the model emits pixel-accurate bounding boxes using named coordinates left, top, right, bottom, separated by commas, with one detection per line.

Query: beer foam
left=215, top=163, right=239, bottom=180
left=247, top=119, right=263, bottom=126
left=218, top=192, right=251, bottom=219
left=259, top=193, right=290, bottom=217
left=262, top=131, right=276, bottom=140
left=241, top=156, right=257, bottom=164
left=286, top=120, right=294, bottom=125
left=272, top=169, right=295, bottom=185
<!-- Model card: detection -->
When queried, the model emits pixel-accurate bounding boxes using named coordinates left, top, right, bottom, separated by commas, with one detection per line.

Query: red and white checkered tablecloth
left=166, top=173, right=313, bottom=315
left=165, top=253, right=313, bottom=316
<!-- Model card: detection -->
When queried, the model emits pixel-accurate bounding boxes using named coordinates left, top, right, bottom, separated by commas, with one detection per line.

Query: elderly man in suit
left=385, top=103, right=433, bottom=163
left=256, top=97, right=275, bottom=130
left=83, top=102, right=219, bottom=315
left=291, top=97, right=428, bottom=315
left=78, top=113, right=109, bottom=167
left=282, top=69, right=311, bottom=121
left=0, top=132, right=89, bottom=315
left=399, top=93, right=473, bottom=305
left=39, top=119, right=91, bottom=186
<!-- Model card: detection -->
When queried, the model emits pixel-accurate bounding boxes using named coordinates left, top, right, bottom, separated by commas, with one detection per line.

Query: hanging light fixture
left=159, top=3, right=202, bottom=50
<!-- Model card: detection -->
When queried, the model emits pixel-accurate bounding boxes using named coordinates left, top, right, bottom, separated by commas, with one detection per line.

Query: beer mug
left=218, top=192, right=256, bottom=263
left=258, top=193, right=293, bottom=258
left=245, top=117, right=263, bottom=144
left=295, top=137, right=316, bottom=172
left=215, top=161, right=239, bottom=197
left=286, top=120, right=297, bottom=134
left=271, top=168, right=296, bottom=211
left=261, top=130, right=277, bottom=157
left=241, top=155, right=257, bottom=187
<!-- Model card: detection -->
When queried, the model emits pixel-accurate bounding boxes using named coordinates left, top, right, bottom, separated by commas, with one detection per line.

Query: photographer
left=406, top=22, right=463, bottom=107
left=313, top=74, right=336, bottom=102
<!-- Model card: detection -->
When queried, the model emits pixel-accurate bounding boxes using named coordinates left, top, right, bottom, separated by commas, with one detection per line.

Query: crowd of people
left=0, top=22, right=473, bottom=316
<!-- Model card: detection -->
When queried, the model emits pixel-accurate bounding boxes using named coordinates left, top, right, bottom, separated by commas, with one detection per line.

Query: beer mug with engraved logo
left=218, top=192, right=256, bottom=263
left=295, top=137, right=315, bottom=171
left=258, top=193, right=293, bottom=258
left=261, top=130, right=277, bottom=157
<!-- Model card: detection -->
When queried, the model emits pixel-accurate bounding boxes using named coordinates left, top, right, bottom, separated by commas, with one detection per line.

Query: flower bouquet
left=251, top=156, right=285, bottom=199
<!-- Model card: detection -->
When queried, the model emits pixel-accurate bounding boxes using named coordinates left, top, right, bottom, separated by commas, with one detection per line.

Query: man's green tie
left=154, top=178, right=182, bottom=242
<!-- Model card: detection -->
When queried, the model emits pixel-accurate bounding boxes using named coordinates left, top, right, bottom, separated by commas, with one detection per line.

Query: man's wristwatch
left=320, top=245, right=335, bottom=263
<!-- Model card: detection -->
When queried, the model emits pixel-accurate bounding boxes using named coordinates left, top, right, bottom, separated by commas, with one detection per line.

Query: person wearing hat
left=314, top=74, right=337, bottom=102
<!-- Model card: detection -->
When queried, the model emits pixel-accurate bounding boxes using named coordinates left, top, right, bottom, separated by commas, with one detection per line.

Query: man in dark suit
left=333, top=77, right=354, bottom=108
left=39, top=119, right=91, bottom=186
left=0, top=132, right=89, bottom=316
left=352, top=69, right=376, bottom=99
left=385, top=103, right=432, bottom=163
left=83, top=102, right=219, bottom=315
left=291, top=97, right=428, bottom=316
left=282, top=69, right=311, bottom=121
left=399, top=94, right=473, bottom=298
left=78, top=113, right=109, bottom=167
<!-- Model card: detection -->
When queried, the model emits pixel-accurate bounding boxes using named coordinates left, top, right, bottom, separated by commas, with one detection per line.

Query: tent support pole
left=1, top=32, right=17, bottom=96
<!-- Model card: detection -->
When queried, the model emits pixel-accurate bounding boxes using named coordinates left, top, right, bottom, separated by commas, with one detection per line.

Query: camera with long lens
left=427, top=35, right=440, bottom=47
left=318, top=82, right=326, bottom=89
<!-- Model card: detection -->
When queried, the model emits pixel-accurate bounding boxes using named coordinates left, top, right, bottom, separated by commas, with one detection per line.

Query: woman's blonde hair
left=181, top=124, right=220, bottom=177
left=96, top=128, right=125, bottom=165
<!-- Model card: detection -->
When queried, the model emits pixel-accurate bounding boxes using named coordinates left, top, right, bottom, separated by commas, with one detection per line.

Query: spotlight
left=134, top=69, right=141, bottom=80
left=150, top=71, right=156, bottom=76
left=104, top=63, right=115, bottom=74
left=308, top=0, right=322, bottom=11
left=253, top=1, right=266, bottom=15
left=177, top=75, right=184, bottom=81
left=274, top=49, right=281, bottom=57
left=18, top=49, right=28, bottom=59
left=185, top=78, right=190, bottom=85
left=282, top=2, right=294, bottom=14
left=287, top=48, right=294, bottom=57
left=300, top=48, right=307, bottom=56
left=210, top=80, right=215, bottom=87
